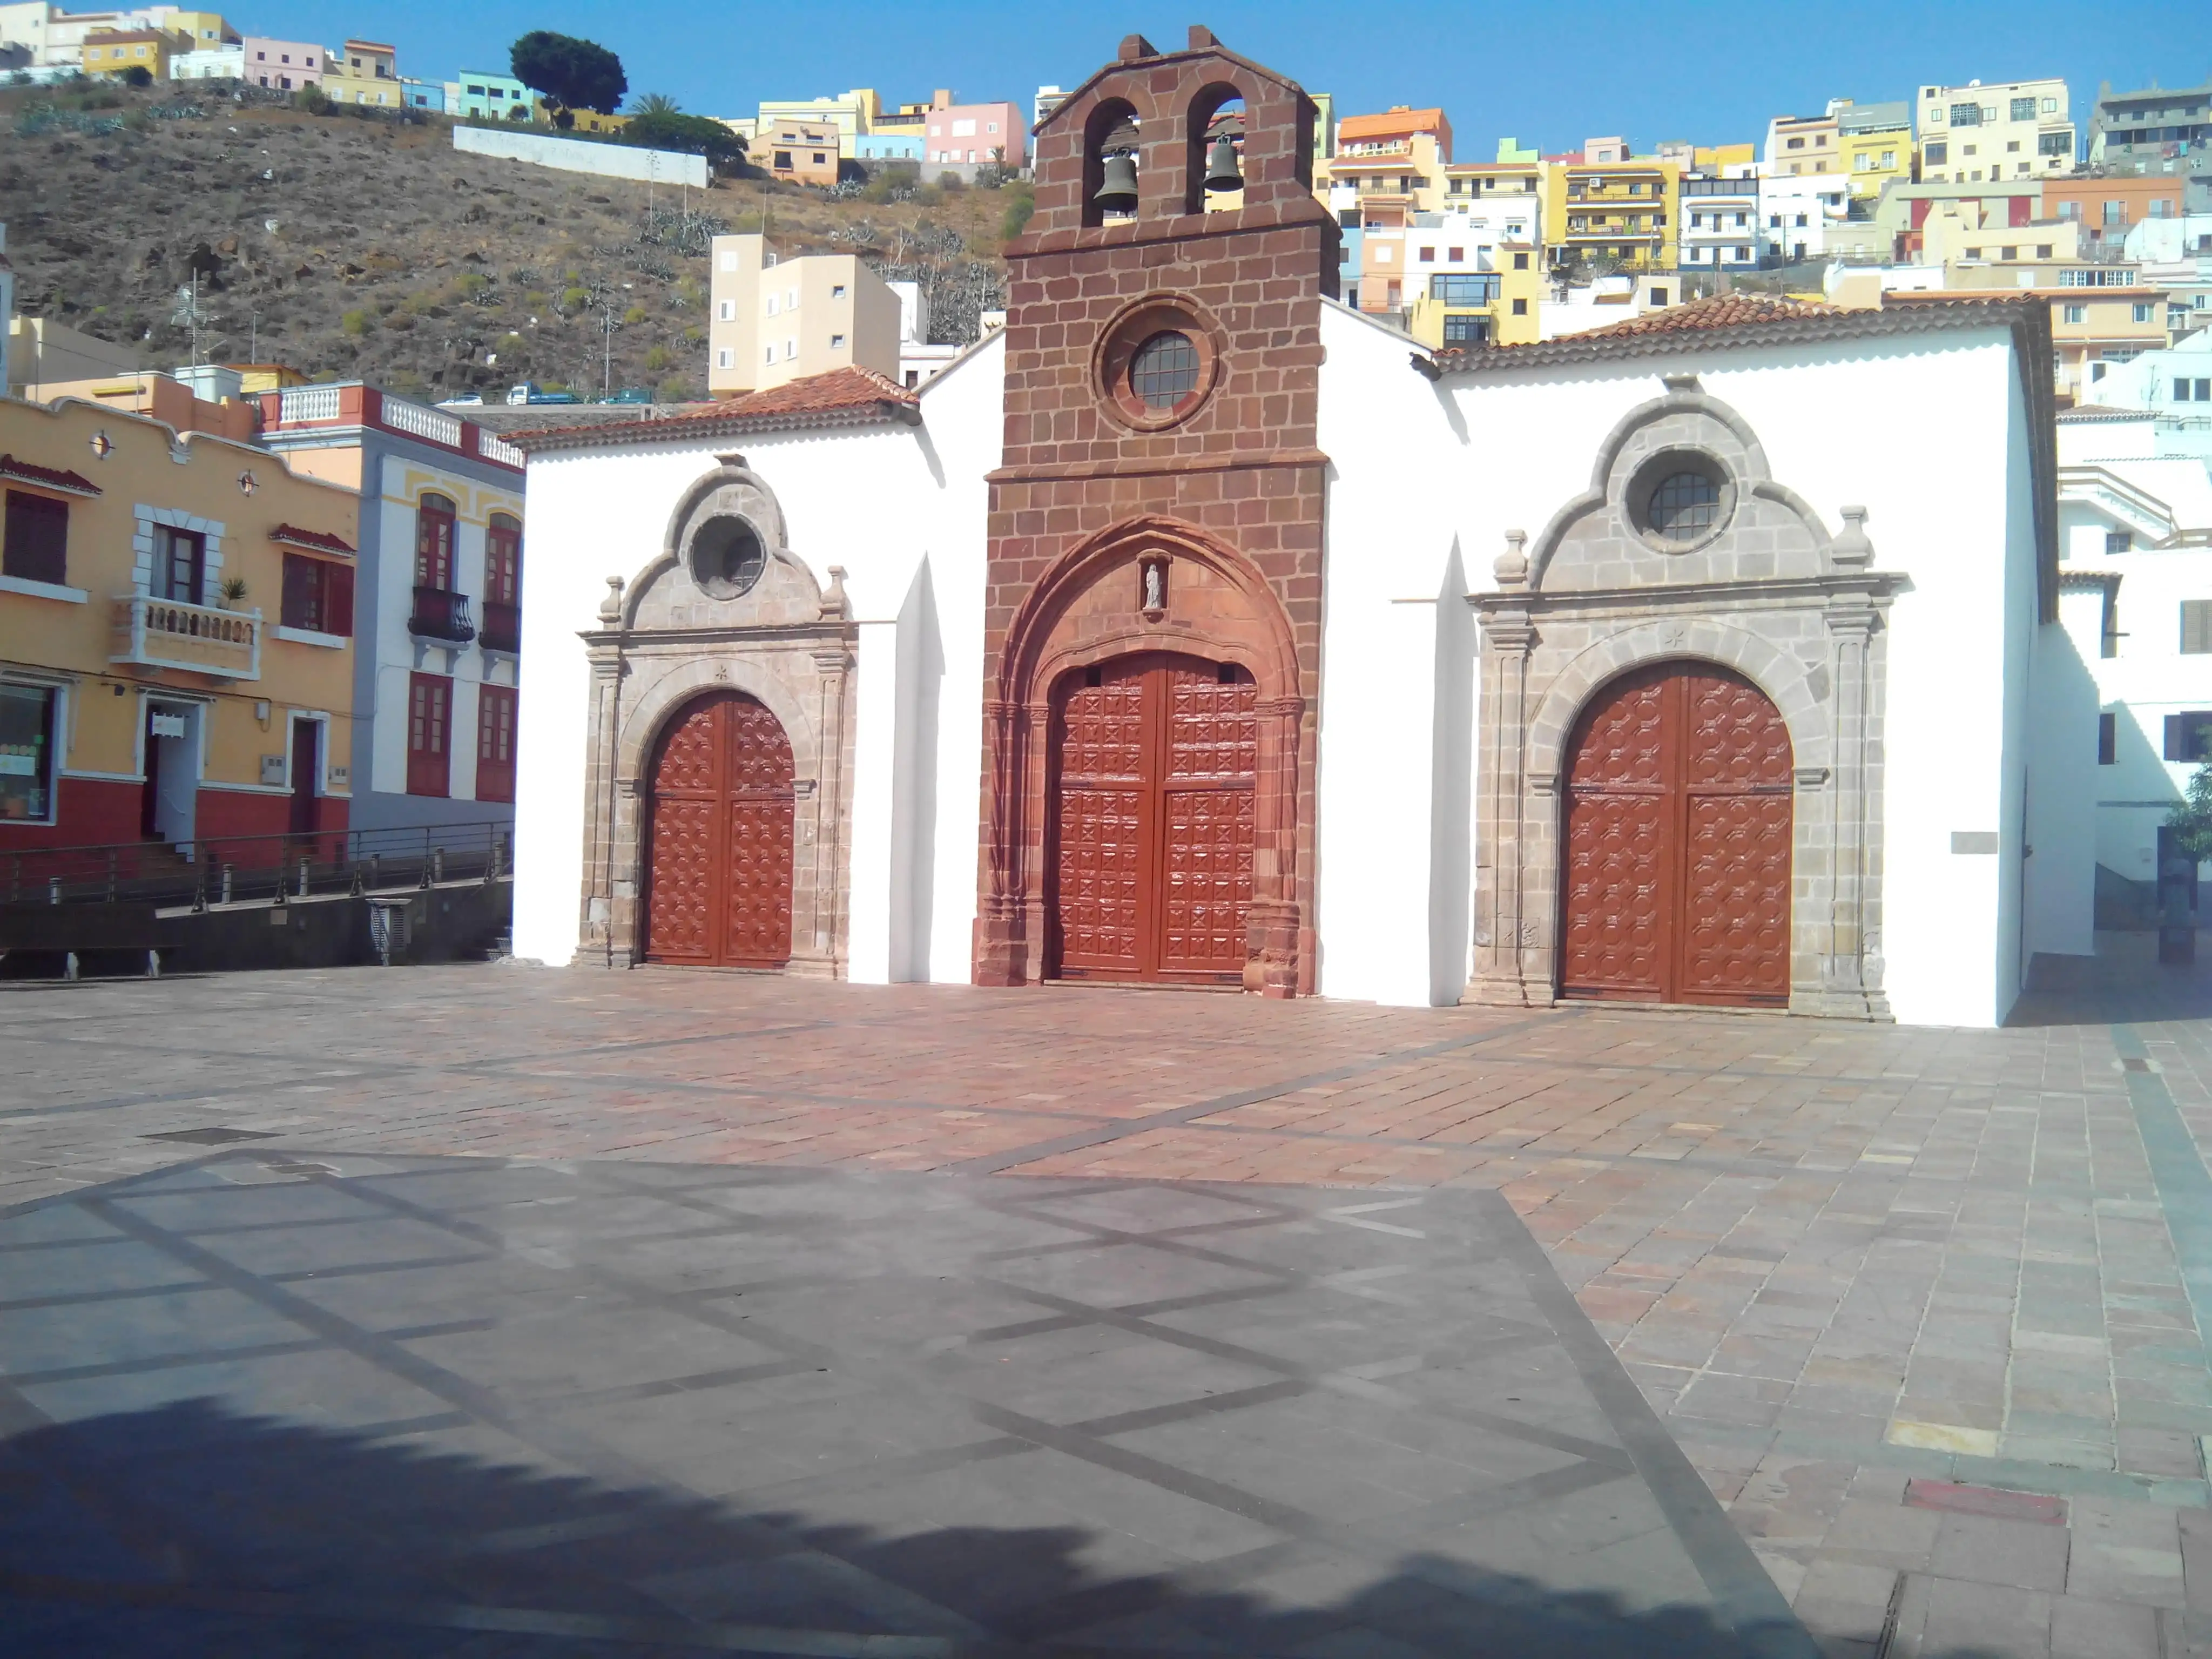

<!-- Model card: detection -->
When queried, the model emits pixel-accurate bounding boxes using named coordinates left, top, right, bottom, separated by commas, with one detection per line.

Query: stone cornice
left=1469, top=571, right=1906, bottom=616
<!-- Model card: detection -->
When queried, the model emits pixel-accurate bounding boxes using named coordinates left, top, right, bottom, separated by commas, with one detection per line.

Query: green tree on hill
left=622, top=95, right=746, bottom=173
left=510, top=30, right=626, bottom=117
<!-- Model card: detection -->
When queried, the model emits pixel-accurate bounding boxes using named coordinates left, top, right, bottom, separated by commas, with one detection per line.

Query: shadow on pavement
left=0, top=1397, right=2020, bottom=1657
left=2012, top=930, right=2212, bottom=1027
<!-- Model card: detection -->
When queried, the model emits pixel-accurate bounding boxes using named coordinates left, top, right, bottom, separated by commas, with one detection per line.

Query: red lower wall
left=0, top=779, right=348, bottom=858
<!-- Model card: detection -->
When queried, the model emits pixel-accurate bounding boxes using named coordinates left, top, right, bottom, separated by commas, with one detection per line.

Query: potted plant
left=217, top=575, right=249, bottom=610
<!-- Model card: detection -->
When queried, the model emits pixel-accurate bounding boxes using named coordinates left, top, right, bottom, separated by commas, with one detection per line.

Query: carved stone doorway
left=643, top=691, right=795, bottom=969
left=1559, top=662, right=1792, bottom=1007
left=1048, top=652, right=1257, bottom=986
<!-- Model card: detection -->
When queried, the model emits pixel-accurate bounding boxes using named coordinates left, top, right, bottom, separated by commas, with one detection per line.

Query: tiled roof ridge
left=0, top=452, right=104, bottom=496
left=504, top=365, right=920, bottom=453
left=1430, top=293, right=2043, bottom=375
left=268, top=523, right=356, bottom=555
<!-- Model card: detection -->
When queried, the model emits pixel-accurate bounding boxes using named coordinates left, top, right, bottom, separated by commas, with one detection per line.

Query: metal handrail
left=2, top=820, right=512, bottom=913
left=409, top=585, right=476, bottom=643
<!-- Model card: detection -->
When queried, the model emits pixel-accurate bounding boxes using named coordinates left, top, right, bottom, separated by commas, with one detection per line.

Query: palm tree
left=630, top=92, right=680, bottom=118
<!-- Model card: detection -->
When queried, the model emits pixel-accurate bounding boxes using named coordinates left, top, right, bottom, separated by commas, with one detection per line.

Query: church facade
left=508, top=30, right=2092, bottom=1029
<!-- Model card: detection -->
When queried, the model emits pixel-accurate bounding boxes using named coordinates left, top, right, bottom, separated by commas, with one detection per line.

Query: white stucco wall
left=1313, top=303, right=1467, bottom=1006
left=1427, top=328, right=2036, bottom=1028
left=510, top=336, right=1001, bottom=973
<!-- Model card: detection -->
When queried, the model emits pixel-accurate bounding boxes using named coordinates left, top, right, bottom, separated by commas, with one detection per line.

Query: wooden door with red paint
left=1050, top=654, right=1255, bottom=986
left=643, top=691, right=794, bottom=968
left=1559, top=663, right=1792, bottom=1007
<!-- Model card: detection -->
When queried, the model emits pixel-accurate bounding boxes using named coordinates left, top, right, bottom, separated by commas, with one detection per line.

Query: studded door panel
left=1678, top=670, right=1792, bottom=1001
left=1050, top=658, right=1256, bottom=984
left=644, top=692, right=795, bottom=968
left=1053, top=673, right=1149, bottom=976
left=1560, top=792, right=1667, bottom=996
left=1560, top=664, right=1791, bottom=1007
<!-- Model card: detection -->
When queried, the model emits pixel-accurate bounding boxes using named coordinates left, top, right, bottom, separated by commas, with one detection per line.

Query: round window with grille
left=690, top=515, right=767, bottom=598
left=1627, top=451, right=1734, bottom=552
left=1130, top=332, right=1201, bottom=409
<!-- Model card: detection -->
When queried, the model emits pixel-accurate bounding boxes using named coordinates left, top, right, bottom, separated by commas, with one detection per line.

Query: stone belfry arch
left=974, top=26, right=1339, bottom=996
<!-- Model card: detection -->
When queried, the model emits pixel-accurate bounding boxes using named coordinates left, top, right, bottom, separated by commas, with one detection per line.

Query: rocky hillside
left=1, top=80, right=1029, bottom=402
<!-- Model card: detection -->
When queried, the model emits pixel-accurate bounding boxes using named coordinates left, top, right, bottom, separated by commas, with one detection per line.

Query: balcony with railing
left=111, top=594, right=261, bottom=679
left=409, top=586, right=475, bottom=644
left=478, top=601, right=520, bottom=654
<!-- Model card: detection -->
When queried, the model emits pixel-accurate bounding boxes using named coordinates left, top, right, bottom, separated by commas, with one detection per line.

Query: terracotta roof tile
left=505, top=366, right=920, bottom=453
left=268, top=523, right=356, bottom=556
left=0, top=453, right=103, bottom=497
left=1427, top=293, right=2044, bottom=375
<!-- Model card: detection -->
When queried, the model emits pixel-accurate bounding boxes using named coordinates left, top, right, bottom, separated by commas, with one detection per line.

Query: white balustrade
left=278, top=385, right=343, bottom=423
left=382, top=397, right=464, bottom=448
left=479, top=433, right=525, bottom=468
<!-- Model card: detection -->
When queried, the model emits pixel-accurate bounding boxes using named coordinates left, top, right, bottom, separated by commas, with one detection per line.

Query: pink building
left=920, top=91, right=1026, bottom=168
left=241, top=36, right=322, bottom=90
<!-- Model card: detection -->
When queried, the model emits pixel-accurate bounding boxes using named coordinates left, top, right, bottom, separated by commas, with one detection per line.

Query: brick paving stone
left=5, top=958, right=2212, bottom=1654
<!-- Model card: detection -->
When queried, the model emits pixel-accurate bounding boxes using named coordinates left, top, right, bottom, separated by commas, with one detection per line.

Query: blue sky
left=294, top=2, right=2200, bottom=152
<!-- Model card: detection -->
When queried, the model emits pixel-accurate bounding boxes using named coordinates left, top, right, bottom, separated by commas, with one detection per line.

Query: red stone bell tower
left=973, top=26, right=1337, bottom=996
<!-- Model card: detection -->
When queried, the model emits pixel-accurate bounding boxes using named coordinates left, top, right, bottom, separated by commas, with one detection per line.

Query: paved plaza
left=5, top=952, right=2212, bottom=1655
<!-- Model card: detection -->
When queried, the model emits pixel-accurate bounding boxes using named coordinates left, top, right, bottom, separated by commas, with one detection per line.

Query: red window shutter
left=327, top=563, right=353, bottom=636
left=407, top=671, right=452, bottom=797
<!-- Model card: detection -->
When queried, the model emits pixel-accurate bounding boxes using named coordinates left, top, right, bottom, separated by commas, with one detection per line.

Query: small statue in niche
left=1140, top=557, right=1166, bottom=616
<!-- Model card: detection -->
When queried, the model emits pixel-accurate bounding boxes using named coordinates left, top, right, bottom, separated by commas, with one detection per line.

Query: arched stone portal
left=976, top=516, right=1309, bottom=996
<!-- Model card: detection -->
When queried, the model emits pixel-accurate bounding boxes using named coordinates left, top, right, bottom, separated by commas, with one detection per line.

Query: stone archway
left=976, top=515, right=1309, bottom=996
left=1469, top=377, right=1899, bottom=1020
left=575, top=459, right=855, bottom=976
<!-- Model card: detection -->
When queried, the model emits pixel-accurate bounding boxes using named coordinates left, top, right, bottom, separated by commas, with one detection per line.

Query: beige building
left=707, top=235, right=900, bottom=399
left=321, top=37, right=399, bottom=107
left=1918, top=78, right=2075, bottom=184
left=1764, top=110, right=1842, bottom=176
left=6, top=316, right=139, bottom=399
left=757, top=89, right=881, bottom=156
left=759, top=121, right=841, bottom=187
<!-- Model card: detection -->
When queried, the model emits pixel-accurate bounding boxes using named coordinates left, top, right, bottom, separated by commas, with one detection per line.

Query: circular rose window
left=690, top=515, right=767, bottom=598
left=1130, top=332, right=1200, bottom=409
left=1095, top=298, right=1220, bottom=430
left=1626, top=451, right=1734, bottom=554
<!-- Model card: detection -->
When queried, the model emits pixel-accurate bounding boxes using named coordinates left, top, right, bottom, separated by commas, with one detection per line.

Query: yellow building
left=1543, top=139, right=1681, bottom=273
left=1322, top=107, right=1453, bottom=227
left=166, top=11, right=241, bottom=48
left=80, top=28, right=172, bottom=78
left=757, top=89, right=882, bottom=157
left=321, top=38, right=400, bottom=108
left=0, top=389, right=359, bottom=852
left=549, top=104, right=629, bottom=136
left=1406, top=248, right=1545, bottom=349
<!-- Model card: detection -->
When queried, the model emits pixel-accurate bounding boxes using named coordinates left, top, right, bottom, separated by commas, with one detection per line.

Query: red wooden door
left=406, top=672, right=451, bottom=799
left=1559, top=663, right=1792, bottom=1007
left=644, top=692, right=794, bottom=968
left=1050, top=655, right=1255, bottom=986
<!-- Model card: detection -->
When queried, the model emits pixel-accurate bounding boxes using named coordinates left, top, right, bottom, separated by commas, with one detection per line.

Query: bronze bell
left=1095, top=151, right=1138, bottom=215
left=1204, top=135, right=1243, bottom=193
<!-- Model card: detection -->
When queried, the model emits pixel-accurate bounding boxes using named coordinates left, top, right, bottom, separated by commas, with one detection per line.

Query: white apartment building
left=1759, top=173, right=1849, bottom=265
left=2123, top=215, right=2212, bottom=341
left=1918, top=78, right=2076, bottom=184
left=1678, top=166, right=1765, bottom=269
left=2053, top=449, right=2212, bottom=919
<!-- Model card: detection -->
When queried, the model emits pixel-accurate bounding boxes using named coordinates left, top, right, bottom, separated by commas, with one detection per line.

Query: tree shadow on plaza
left=0, top=1397, right=2019, bottom=1658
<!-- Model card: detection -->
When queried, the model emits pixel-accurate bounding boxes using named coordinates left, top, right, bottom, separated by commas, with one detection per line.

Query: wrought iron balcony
left=409, top=585, right=475, bottom=644
left=110, top=593, right=261, bottom=679
left=478, top=600, right=520, bottom=655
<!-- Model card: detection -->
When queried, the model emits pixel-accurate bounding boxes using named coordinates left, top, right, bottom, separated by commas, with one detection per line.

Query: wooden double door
left=644, top=691, right=794, bottom=968
left=1559, top=663, right=1793, bottom=1007
left=1049, top=653, right=1257, bottom=986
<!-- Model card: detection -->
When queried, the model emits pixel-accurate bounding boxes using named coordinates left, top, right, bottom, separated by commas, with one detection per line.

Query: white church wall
left=510, top=338, right=1002, bottom=973
left=2028, top=621, right=2100, bottom=959
left=1312, top=304, right=1468, bottom=1006
left=1438, top=328, right=2035, bottom=1027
